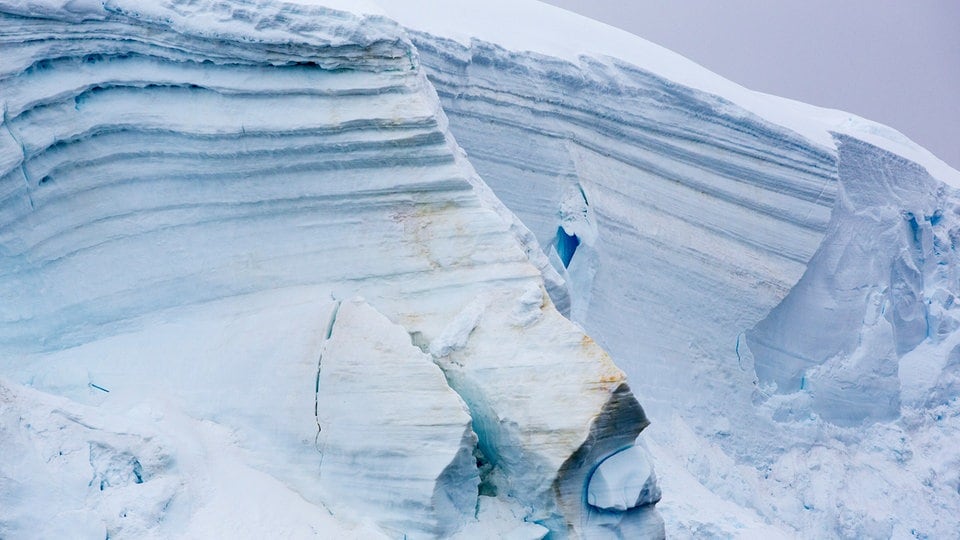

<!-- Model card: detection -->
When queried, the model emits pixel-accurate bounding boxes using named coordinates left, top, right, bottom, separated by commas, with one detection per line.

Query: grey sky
left=542, top=0, right=960, bottom=171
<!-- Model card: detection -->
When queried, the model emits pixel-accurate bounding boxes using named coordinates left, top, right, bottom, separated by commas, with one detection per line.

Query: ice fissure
left=313, top=297, right=341, bottom=446
left=555, top=226, right=579, bottom=268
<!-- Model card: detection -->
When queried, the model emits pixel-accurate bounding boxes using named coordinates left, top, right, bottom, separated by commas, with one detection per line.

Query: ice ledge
left=384, top=0, right=959, bottom=188
left=431, top=284, right=663, bottom=537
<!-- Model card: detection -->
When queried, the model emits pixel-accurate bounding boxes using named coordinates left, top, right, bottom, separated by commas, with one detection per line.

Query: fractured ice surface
left=4, top=0, right=960, bottom=537
left=749, top=135, right=960, bottom=425
left=430, top=283, right=656, bottom=535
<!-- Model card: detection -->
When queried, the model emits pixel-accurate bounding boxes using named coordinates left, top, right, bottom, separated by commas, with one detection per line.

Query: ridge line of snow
left=371, top=0, right=959, bottom=188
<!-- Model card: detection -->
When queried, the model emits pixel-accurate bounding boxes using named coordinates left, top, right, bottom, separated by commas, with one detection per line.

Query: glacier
left=2, top=0, right=960, bottom=538
left=389, top=2, right=960, bottom=537
left=0, top=0, right=658, bottom=537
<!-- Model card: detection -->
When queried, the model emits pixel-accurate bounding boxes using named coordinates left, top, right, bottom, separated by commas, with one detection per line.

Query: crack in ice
left=315, top=298, right=341, bottom=458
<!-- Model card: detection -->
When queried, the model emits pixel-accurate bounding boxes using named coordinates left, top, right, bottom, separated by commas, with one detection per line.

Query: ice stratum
left=1, top=0, right=958, bottom=538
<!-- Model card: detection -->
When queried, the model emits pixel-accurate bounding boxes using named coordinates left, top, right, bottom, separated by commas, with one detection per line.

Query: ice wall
left=411, top=31, right=960, bottom=538
left=749, top=135, right=960, bottom=424
left=411, top=33, right=838, bottom=416
left=0, top=1, right=660, bottom=537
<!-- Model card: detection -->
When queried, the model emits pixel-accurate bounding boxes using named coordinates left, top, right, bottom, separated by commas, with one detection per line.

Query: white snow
left=430, top=295, right=487, bottom=358
left=0, top=291, right=389, bottom=538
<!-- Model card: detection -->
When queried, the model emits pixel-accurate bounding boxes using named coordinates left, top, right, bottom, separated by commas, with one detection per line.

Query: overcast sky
left=542, top=0, right=959, bottom=171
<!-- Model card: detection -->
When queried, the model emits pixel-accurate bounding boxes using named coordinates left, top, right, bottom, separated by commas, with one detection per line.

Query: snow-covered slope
left=387, top=2, right=960, bottom=537
left=0, top=1, right=661, bottom=538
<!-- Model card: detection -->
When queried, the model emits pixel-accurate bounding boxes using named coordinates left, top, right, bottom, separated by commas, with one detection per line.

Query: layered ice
left=0, top=0, right=659, bottom=537
left=315, top=298, right=477, bottom=537
left=4, top=0, right=960, bottom=537
left=407, top=25, right=837, bottom=428
left=393, top=4, right=960, bottom=537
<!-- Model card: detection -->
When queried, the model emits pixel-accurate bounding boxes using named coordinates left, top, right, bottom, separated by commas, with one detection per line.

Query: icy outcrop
left=431, top=284, right=659, bottom=537
left=0, top=1, right=657, bottom=537
left=315, top=298, right=477, bottom=537
left=748, top=135, right=960, bottom=425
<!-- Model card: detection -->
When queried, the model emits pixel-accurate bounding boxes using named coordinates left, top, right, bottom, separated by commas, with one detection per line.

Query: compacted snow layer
left=410, top=34, right=838, bottom=392
left=0, top=1, right=661, bottom=537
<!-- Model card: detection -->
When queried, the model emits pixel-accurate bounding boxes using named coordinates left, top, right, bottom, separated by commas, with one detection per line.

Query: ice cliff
left=391, top=2, right=960, bottom=537
left=2, top=0, right=959, bottom=538
left=0, top=1, right=657, bottom=537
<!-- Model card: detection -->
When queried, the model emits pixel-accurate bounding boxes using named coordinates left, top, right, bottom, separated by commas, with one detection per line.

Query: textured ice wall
left=411, top=33, right=838, bottom=415
left=749, top=135, right=960, bottom=424
left=412, top=32, right=960, bottom=537
left=0, top=1, right=658, bottom=537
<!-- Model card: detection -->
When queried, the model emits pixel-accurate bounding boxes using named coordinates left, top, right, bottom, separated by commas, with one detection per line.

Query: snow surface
left=381, top=0, right=960, bottom=189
